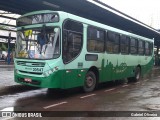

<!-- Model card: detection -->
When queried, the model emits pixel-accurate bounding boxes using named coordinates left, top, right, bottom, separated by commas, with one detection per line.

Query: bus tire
left=47, top=88, right=60, bottom=96
left=134, top=67, right=141, bottom=82
left=83, top=71, right=97, bottom=92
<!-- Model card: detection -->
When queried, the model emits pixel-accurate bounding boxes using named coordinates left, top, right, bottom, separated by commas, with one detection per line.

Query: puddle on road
left=150, top=87, right=160, bottom=91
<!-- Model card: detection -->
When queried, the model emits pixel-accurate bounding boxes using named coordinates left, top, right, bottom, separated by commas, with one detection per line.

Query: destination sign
left=17, top=13, right=59, bottom=27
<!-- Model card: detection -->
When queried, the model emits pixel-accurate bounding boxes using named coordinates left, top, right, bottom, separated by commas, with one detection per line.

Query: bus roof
left=18, top=10, right=154, bottom=42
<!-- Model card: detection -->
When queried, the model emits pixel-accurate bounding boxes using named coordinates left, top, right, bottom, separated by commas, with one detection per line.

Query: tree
left=0, top=20, right=10, bottom=30
left=1, top=43, right=7, bottom=51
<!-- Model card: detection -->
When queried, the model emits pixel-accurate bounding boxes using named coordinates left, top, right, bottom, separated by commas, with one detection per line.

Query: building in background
left=0, top=10, right=20, bottom=63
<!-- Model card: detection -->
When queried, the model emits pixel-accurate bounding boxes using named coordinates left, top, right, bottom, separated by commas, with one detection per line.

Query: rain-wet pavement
left=1, top=67, right=160, bottom=120
left=0, top=66, right=39, bottom=96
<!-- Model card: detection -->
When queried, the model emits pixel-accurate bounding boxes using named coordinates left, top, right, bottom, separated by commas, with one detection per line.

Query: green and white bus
left=14, top=10, right=154, bottom=92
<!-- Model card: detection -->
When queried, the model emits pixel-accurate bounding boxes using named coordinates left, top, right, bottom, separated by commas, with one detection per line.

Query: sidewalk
left=0, top=65, right=14, bottom=70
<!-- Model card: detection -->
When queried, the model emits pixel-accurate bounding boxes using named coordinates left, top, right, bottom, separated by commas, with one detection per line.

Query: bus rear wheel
left=83, top=71, right=97, bottom=92
left=134, top=67, right=141, bottom=82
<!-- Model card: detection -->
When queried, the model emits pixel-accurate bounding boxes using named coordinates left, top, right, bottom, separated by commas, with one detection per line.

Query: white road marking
left=1, top=117, right=15, bottom=120
left=104, top=88, right=116, bottom=92
left=80, top=94, right=96, bottom=99
left=43, top=101, right=67, bottom=109
left=134, top=82, right=140, bottom=84
left=153, top=67, right=159, bottom=70
left=122, top=85, right=129, bottom=87
left=144, top=79, right=149, bottom=81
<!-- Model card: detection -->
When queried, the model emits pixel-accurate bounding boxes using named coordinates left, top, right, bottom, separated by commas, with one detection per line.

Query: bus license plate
left=24, top=78, right=32, bottom=83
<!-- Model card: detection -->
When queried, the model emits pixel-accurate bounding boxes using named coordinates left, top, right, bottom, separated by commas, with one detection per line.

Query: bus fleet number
left=33, top=68, right=43, bottom=72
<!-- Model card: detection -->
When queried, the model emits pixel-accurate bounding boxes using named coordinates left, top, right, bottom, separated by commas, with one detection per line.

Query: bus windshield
left=16, top=27, right=60, bottom=59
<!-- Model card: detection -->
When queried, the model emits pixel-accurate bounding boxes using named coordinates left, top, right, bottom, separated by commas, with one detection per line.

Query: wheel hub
left=86, top=76, right=93, bottom=87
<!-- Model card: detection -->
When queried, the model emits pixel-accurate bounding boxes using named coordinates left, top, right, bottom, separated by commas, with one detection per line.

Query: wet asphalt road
left=1, top=68, right=160, bottom=120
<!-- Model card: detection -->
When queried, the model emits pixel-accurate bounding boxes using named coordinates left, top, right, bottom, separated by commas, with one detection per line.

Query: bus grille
left=19, top=70, right=43, bottom=75
left=17, top=61, right=45, bottom=67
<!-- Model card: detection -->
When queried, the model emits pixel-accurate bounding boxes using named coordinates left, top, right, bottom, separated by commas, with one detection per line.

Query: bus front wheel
left=83, top=71, right=97, bottom=92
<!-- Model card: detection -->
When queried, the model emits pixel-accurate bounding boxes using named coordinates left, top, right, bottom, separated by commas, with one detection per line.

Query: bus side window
left=120, top=35, right=129, bottom=54
left=138, top=40, right=145, bottom=55
left=106, top=31, right=120, bottom=53
left=87, top=26, right=105, bottom=53
left=145, top=42, right=150, bottom=56
left=63, top=20, right=83, bottom=63
left=106, top=31, right=113, bottom=53
left=130, top=38, right=138, bottom=55
left=150, top=43, right=153, bottom=55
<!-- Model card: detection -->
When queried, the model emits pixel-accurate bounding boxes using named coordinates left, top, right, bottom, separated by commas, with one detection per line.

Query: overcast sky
left=99, top=0, right=160, bottom=29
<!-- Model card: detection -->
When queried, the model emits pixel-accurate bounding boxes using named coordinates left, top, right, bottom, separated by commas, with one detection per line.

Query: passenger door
left=62, top=20, right=84, bottom=89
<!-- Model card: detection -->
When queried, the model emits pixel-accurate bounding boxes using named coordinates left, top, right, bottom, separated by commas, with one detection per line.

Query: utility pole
left=7, top=32, right=11, bottom=65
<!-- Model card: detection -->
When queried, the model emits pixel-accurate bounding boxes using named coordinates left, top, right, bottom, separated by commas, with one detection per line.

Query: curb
left=0, top=65, right=14, bottom=68
left=0, top=85, right=39, bottom=96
